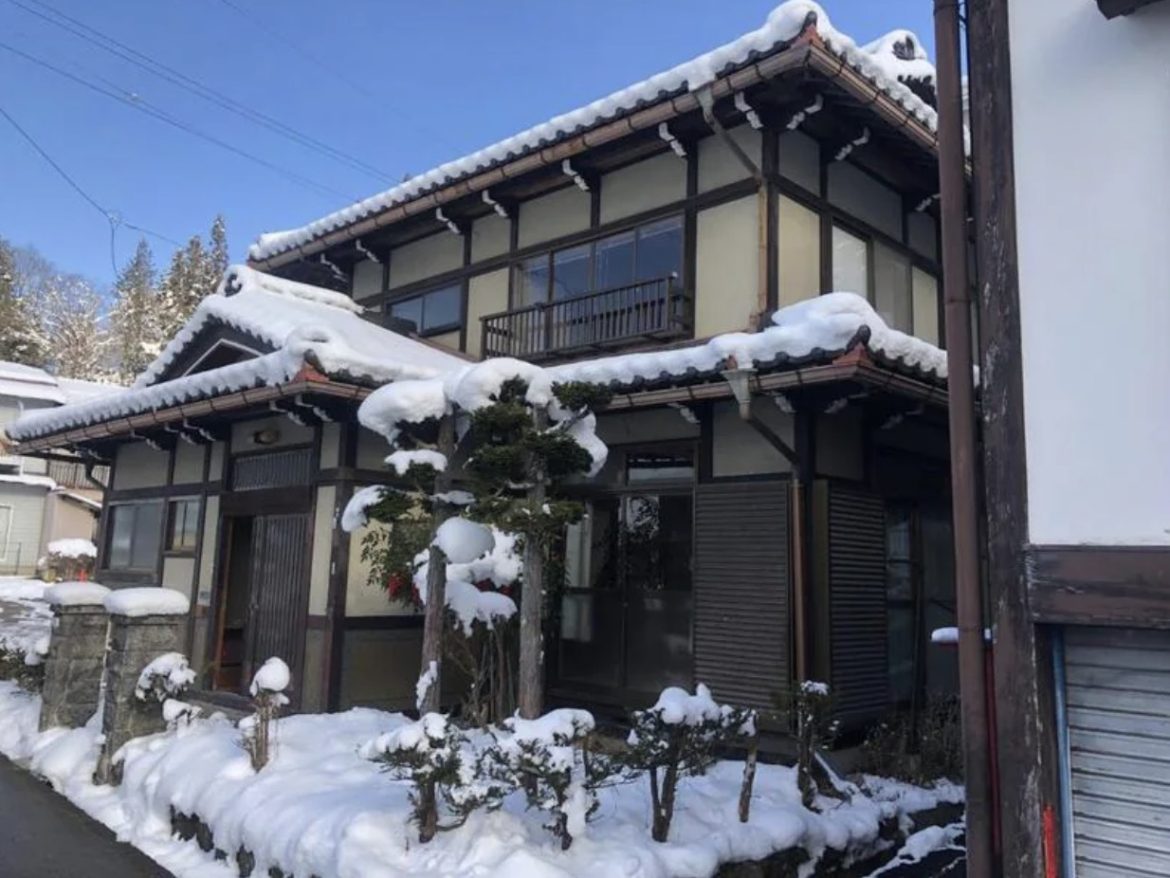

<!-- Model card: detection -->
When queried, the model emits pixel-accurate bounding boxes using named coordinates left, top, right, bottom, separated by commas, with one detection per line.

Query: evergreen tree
left=110, top=238, right=160, bottom=383
left=157, top=216, right=230, bottom=339
left=157, top=247, right=192, bottom=340
left=208, top=214, right=229, bottom=282
left=0, top=238, right=48, bottom=366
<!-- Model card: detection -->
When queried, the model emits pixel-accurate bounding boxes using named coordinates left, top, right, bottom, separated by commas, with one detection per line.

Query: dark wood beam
left=1029, top=545, right=1170, bottom=626
left=1098, top=0, right=1165, bottom=18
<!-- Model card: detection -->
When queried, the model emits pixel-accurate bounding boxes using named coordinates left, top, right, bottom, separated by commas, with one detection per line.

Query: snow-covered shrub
left=40, top=538, right=97, bottom=582
left=486, top=708, right=607, bottom=850
left=241, top=657, right=290, bottom=770
left=624, top=684, right=755, bottom=842
left=791, top=681, right=838, bottom=809
left=363, top=713, right=506, bottom=843
left=134, top=652, right=197, bottom=703
left=0, top=645, right=45, bottom=692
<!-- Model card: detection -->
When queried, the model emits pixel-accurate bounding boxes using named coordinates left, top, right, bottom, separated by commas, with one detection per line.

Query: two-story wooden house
left=5, top=3, right=958, bottom=730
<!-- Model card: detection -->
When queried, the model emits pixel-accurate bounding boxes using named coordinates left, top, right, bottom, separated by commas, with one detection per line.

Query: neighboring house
left=0, top=361, right=113, bottom=574
left=5, top=5, right=957, bottom=728
left=963, top=0, right=1170, bottom=876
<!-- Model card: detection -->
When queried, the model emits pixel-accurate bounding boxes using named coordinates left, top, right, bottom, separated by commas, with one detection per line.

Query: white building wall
left=1009, top=0, right=1170, bottom=546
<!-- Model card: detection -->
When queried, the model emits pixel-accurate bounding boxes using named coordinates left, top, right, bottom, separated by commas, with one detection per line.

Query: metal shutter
left=693, top=481, right=789, bottom=711
left=1065, top=626, right=1170, bottom=877
left=826, top=484, right=887, bottom=731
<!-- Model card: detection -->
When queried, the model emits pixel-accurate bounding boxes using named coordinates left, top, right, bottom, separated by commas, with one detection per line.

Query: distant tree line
left=0, top=215, right=229, bottom=385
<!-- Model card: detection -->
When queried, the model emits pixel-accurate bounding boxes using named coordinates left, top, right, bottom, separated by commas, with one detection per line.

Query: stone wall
left=38, top=583, right=110, bottom=732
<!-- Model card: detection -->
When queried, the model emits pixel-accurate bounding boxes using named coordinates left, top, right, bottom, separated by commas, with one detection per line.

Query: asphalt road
left=0, top=755, right=171, bottom=877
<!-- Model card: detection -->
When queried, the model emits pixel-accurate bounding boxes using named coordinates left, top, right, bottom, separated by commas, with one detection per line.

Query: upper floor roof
left=247, top=0, right=938, bottom=271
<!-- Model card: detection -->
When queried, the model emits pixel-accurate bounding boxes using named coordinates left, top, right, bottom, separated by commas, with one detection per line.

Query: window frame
left=0, top=504, right=12, bottom=560
left=385, top=281, right=464, bottom=337
left=166, top=497, right=202, bottom=555
left=104, top=499, right=165, bottom=573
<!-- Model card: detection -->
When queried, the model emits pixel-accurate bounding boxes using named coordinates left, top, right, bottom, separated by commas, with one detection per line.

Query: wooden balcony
left=481, top=275, right=691, bottom=362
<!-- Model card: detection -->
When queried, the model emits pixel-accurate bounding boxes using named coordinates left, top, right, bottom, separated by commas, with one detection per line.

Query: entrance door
left=244, top=513, right=312, bottom=698
left=212, top=512, right=311, bottom=699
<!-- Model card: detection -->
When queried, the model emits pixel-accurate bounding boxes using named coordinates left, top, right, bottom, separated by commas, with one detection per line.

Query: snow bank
left=104, top=588, right=190, bottom=618
left=45, top=582, right=110, bottom=607
left=553, top=292, right=946, bottom=388
left=0, top=577, right=52, bottom=663
left=250, top=1, right=937, bottom=264
left=45, top=538, right=98, bottom=559
left=434, top=517, right=495, bottom=564
left=250, top=657, right=291, bottom=695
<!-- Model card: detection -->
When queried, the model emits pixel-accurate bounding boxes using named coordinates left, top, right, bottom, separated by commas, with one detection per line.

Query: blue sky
left=0, top=0, right=934, bottom=286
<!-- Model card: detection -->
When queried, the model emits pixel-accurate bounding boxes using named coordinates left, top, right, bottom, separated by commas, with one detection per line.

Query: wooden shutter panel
left=248, top=513, right=312, bottom=702
left=693, top=480, right=789, bottom=711
left=825, top=483, right=887, bottom=731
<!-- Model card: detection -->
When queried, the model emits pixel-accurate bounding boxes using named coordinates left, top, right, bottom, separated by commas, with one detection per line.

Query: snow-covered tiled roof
left=247, top=1, right=937, bottom=265
left=0, top=362, right=119, bottom=406
left=5, top=266, right=467, bottom=443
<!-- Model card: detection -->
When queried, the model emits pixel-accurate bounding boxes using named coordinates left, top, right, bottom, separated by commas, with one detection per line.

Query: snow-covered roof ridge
left=248, top=1, right=937, bottom=264
left=550, top=292, right=947, bottom=389
left=4, top=266, right=468, bottom=443
left=0, top=360, right=120, bottom=407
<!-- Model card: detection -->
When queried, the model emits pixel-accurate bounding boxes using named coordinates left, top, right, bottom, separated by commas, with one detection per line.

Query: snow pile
left=250, top=1, right=937, bottom=264
left=386, top=448, right=448, bottom=475
left=250, top=657, right=291, bottom=697
left=104, top=588, right=190, bottom=618
left=0, top=680, right=965, bottom=878
left=433, top=517, right=495, bottom=564
left=868, top=821, right=965, bottom=876
left=45, top=581, right=110, bottom=607
left=340, top=485, right=389, bottom=533
left=553, top=292, right=947, bottom=388
left=930, top=626, right=993, bottom=644
left=0, top=472, right=56, bottom=489
left=45, top=538, right=98, bottom=559
left=357, top=377, right=449, bottom=445
left=415, top=661, right=438, bottom=712
left=413, top=526, right=521, bottom=634
left=0, top=577, right=53, bottom=663
left=645, top=683, right=725, bottom=726
left=497, top=709, right=596, bottom=768
left=135, top=653, right=197, bottom=702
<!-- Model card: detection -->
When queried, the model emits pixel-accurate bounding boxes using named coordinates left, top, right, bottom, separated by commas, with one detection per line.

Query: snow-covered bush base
left=0, top=680, right=964, bottom=878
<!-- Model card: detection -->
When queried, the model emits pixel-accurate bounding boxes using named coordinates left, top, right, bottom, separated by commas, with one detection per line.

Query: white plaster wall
left=471, top=214, right=510, bottom=263
left=697, top=125, right=760, bottom=193
left=465, top=269, right=510, bottom=359
left=1010, top=0, right=1170, bottom=545
left=308, top=485, right=335, bottom=615
left=345, top=520, right=418, bottom=617
left=112, top=443, right=169, bottom=490
left=352, top=260, right=383, bottom=301
left=172, top=442, right=205, bottom=485
left=517, top=186, right=591, bottom=249
left=695, top=195, right=760, bottom=337
left=711, top=400, right=792, bottom=477
left=599, top=152, right=686, bottom=224
left=388, top=231, right=463, bottom=289
left=162, top=555, right=196, bottom=601
left=196, top=494, right=219, bottom=606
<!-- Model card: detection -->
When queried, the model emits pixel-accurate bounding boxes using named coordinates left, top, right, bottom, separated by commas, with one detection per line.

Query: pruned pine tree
left=110, top=238, right=160, bottom=383
left=463, top=376, right=610, bottom=718
left=42, top=276, right=111, bottom=380
left=0, top=238, right=48, bottom=366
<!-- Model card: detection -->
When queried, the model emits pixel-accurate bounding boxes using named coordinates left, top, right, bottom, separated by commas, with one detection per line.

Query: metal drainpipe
left=934, top=1, right=995, bottom=876
left=1051, top=629, right=1076, bottom=878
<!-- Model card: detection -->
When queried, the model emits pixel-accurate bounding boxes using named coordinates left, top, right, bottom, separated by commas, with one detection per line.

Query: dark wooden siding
left=693, top=480, right=789, bottom=711
left=826, top=483, right=887, bottom=731
left=247, top=513, right=312, bottom=701
left=232, top=448, right=313, bottom=491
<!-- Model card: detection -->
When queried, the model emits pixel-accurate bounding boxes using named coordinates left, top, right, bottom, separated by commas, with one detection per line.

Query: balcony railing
left=481, top=275, right=691, bottom=361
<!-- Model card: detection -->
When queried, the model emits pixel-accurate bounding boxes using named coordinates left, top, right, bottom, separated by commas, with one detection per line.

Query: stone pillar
left=94, top=587, right=190, bottom=785
left=38, top=583, right=110, bottom=732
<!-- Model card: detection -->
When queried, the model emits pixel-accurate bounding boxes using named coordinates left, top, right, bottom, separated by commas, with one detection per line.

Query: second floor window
left=388, top=283, right=461, bottom=336
left=516, top=215, right=683, bottom=307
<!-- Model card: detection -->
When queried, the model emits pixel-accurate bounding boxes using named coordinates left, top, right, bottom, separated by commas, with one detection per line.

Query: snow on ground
left=0, top=577, right=52, bottom=663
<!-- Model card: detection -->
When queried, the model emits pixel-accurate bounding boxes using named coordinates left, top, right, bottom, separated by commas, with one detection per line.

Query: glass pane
left=389, top=297, right=423, bottom=332
left=624, top=493, right=692, bottom=593
left=552, top=244, right=591, bottom=300
left=912, top=269, right=939, bottom=345
left=593, top=231, right=636, bottom=290
left=777, top=196, right=821, bottom=307
left=422, top=284, right=461, bottom=331
left=562, top=499, right=619, bottom=591
left=874, top=243, right=912, bottom=332
left=108, top=506, right=133, bottom=569
left=886, top=506, right=912, bottom=560
left=634, top=216, right=683, bottom=282
left=888, top=606, right=915, bottom=702
left=516, top=255, right=550, bottom=307
left=831, top=226, right=868, bottom=296
left=625, top=592, right=693, bottom=695
left=558, top=592, right=622, bottom=686
left=130, top=501, right=162, bottom=570
left=626, top=451, right=694, bottom=484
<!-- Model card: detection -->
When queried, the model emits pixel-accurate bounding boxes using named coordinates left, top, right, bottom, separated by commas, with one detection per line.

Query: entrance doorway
left=210, top=512, right=311, bottom=699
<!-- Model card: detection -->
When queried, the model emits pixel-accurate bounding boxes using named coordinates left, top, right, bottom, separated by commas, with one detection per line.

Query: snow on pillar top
left=45, top=582, right=111, bottom=608
left=103, top=587, right=190, bottom=618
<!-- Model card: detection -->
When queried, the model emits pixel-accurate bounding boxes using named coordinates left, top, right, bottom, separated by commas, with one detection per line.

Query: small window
left=873, top=243, right=913, bottom=332
left=388, top=283, right=462, bottom=335
left=831, top=225, right=869, bottom=296
left=106, top=500, right=164, bottom=571
left=167, top=498, right=201, bottom=553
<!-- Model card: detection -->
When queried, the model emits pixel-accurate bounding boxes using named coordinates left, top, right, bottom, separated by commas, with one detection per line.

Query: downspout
left=695, top=87, right=770, bottom=324
left=1051, top=630, right=1076, bottom=878
left=934, top=1, right=995, bottom=876
left=722, top=365, right=809, bottom=683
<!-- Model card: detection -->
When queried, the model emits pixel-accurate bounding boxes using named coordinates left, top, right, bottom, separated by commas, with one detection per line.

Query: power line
left=0, top=101, right=183, bottom=276
left=5, top=0, right=396, bottom=183
left=0, top=39, right=352, bottom=201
